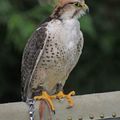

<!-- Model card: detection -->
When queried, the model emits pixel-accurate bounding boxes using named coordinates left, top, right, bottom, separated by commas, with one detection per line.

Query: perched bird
left=21, top=0, right=89, bottom=114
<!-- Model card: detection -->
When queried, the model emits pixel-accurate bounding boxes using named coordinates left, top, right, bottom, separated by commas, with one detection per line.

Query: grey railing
left=0, top=91, right=120, bottom=120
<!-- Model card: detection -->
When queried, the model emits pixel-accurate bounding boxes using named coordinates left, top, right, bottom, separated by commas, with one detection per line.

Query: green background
left=0, top=0, right=120, bottom=103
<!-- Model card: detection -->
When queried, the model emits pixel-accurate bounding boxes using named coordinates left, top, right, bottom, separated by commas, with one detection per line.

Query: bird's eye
left=74, top=2, right=82, bottom=7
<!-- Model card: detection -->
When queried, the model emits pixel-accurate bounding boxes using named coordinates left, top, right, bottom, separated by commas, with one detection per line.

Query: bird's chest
left=59, top=21, right=83, bottom=70
left=42, top=19, right=83, bottom=71
left=61, top=21, right=81, bottom=57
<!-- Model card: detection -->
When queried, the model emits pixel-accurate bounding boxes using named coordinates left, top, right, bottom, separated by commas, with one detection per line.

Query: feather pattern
left=21, top=0, right=88, bottom=101
left=21, top=22, right=49, bottom=101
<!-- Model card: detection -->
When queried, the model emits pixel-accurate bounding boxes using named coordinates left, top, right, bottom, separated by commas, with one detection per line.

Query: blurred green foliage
left=0, top=0, right=120, bottom=103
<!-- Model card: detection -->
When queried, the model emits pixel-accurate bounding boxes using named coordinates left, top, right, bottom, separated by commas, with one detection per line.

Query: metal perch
left=0, top=91, right=120, bottom=120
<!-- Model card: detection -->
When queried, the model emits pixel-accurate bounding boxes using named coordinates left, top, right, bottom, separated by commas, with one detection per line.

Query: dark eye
left=74, top=2, right=82, bottom=7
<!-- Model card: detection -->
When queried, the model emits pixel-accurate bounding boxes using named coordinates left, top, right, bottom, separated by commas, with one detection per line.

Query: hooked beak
left=81, top=3, right=89, bottom=13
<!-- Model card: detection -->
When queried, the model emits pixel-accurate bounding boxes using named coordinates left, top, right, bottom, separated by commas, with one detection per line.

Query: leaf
left=7, top=14, right=35, bottom=51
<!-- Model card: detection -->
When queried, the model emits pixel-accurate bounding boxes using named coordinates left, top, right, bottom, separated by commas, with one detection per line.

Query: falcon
left=21, top=0, right=89, bottom=113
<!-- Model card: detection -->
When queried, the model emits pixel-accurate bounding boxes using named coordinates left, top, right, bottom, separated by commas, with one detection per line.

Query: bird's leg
left=55, top=83, right=75, bottom=108
left=34, top=91, right=56, bottom=112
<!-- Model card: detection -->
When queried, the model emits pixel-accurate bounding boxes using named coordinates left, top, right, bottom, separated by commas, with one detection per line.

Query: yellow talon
left=34, top=91, right=75, bottom=112
left=55, top=91, right=75, bottom=107
left=34, top=91, right=56, bottom=112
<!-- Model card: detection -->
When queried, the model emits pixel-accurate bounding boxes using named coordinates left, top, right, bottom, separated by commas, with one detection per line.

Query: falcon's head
left=51, top=0, right=89, bottom=20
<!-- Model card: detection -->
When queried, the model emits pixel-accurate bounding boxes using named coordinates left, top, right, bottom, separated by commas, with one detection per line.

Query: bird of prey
left=21, top=0, right=89, bottom=113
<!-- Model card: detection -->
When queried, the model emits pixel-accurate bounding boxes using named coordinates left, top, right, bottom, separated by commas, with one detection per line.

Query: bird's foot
left=55, top=91, right=75, bottom=108
left=34, top=91, right=56, bottom=112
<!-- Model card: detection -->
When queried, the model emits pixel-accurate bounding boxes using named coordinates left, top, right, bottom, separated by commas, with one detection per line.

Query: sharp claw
left=54, top=91, right=75, bottom=108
